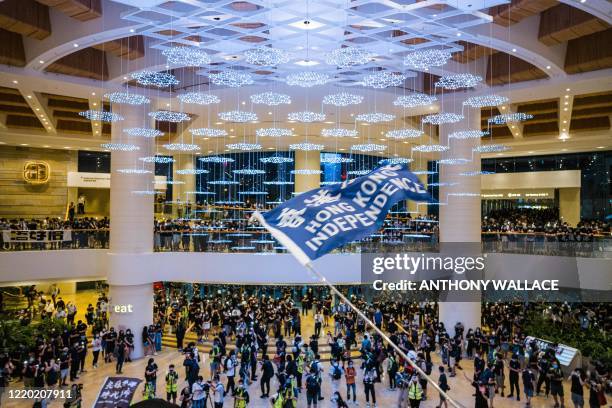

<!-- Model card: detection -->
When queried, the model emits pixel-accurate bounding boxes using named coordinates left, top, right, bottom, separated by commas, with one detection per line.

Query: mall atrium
left=0, top=0, right=610, bottom=407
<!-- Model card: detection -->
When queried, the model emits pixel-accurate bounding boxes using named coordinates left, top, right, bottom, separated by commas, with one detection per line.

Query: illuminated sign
left=23, top=161, right=50, bottom=184
left=113, top=304, right=134, bottom=313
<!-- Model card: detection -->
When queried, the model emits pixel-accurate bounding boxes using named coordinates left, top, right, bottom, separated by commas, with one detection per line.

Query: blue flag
left=253, top=164, right=433, bottom=266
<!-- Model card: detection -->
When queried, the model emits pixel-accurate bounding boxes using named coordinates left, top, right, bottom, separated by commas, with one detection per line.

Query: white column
left=108, top=103, right=154, bottom=359
left=294, top=150, right=321, bottom=193
left=173, top=154, right=197, bottom=216
left=438, top=101, right=482, bottom=332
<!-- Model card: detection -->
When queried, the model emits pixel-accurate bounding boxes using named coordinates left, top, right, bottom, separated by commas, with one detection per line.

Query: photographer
left=234, top=378, right=250, bottom=408
left=191, top=376, right=207, bottom=408
left=63, top=383, right=82, bottom=408
left=166, top=364, right=179, bottom=404
left=213, top=375, right=225, bottom=408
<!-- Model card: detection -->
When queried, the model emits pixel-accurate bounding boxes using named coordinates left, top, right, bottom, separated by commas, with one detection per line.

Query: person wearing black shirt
left=570, top=368, right=585, bottom=408
left=473, top=353, right=485, bottom=380
left=549, top=359, right=565, bottom=408
left=69, top=344, right=81, bottom=381
left=523, top=367, right=536, bottom=406
left=59, top=348, right=70, bottom=386
left=493, top=353, right=505, bottom=397
left=437, top=366, right=450, bottom=408
left=260, top=354, right=274, bottom=398
left=536, top=354, right=551, bottom=397
left=145, top=358, right=159, bottom=396
left=104, top=328, right=117, bottom=363
left=507, top=354, right=521, bottom=401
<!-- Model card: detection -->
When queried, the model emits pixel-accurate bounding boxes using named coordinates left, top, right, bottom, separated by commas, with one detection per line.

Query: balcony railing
left=1, top=229, right=610, bottom=258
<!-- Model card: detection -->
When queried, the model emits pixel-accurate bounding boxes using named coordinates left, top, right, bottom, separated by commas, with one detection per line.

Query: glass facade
left=482, top=150, right=611, bottom=220
left=77, top=150, right=110, bottom=173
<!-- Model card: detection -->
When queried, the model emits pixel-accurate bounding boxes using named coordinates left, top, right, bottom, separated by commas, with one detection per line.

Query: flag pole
left=304, top=262, right=465, bottom=408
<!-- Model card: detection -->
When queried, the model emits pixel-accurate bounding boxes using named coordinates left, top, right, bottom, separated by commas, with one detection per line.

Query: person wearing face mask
left=234, top=378, right=250, bottom=408
left=549, top=359, right=565, bottom=408
left=125, top=329, right=134, bottom=362
left=344, top=359, right=357, bottom=404
left=91, top=333, right=101, bottom=369
left=166, top=364, right=179, bottom=404
left=407, top=374, right=423, bottom=408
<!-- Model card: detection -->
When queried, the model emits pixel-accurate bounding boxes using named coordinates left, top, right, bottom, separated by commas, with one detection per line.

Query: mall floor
left=3, top=291, right=582, bottom=408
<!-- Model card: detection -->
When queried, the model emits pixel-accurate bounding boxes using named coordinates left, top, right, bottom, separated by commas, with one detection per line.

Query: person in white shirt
left=213, top=376, right=225, bottom=408
left=191, top=376, right=206, bottom=408
left=91, top=334, right=102, bottom=368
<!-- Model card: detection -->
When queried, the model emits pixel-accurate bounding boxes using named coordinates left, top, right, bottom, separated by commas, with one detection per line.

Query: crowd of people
left=3, top=208, right=608, bottom=253
left=0, top=283, right=610, bottom=408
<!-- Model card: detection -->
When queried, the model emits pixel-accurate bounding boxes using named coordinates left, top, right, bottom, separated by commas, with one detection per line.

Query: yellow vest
left=166, top=372, right=178, bottom=393
left=408, top=383, right=423, bottom=400
left=273, top=394, right=284, bottom=408
left=297, top=356, right=304, bottom=373
left=235, top=389, right=247, bottom=408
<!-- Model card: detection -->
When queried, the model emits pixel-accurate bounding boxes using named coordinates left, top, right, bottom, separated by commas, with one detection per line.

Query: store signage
left=67, top=172, right=167, bottom=189
left=23, top=161, right=50, bottom=184
left=1, top=230, right=71, bottom=242
left=113, top=304, right=134, bottom=313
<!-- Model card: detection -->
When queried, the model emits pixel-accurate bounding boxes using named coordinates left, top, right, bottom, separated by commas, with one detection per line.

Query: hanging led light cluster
left=131, top=71, right=179, bottom=87
left=289, top=142, right=324, bottom=151
left=105, top=92, right=150, bottom=105
left=347, top=169, right=370, bottom=175
left=238, top=191, right=268, bottom=195
left=154, top=179, right=184, bottom=185
left=361, top=71, right=405, bottom=88
left=326, top=47, right=374, bottom=68
left=190, top=128, right=227, bottom=137
left=208, top=180, right=239, bottom=185
left=473, top=144, right=511, bottom=153
left=132, top=190, right=157, bottom=195
left=79, top=110, right=123, bottom=122
left=116, top=168, right=152, bottom=174
left=320, top=156, right=354, bottom=164
left=428, top=182, right=459, bottom=187
left=487, top=112, right=533, bottom=125
left=139, top=156, right=175, bottom=163
left=449, top=130, right=488, bottom=139
left=260, top=156, right=293, bottom=164
left=219, top=110, right=258, bottom=122
left=412, top=144, right=449, bottom=153
left=448, top=192, right=480, bottom=197
left=148, top=111, right=190, bottom=122
left=288, top=111, right=325, bottom=122
left=355, top=113, right=395, bottom=123
left=379, top=157, right=413, bottom=165
left=435, top=73, right=482, bottom=90
left=162, top=46, right=210, bottom=66
left=422, top=112, right=464, bottom=125
left=403, top=48, right=452, bottom=70
left=439, top=158, right=470, bottom=165
left=322, top=92, right=363, bottom=107
left=321, top=181, right=341, bottom=185
left=250, top=92, right=291, bottom=106
left=100, top=142, right=139, bottom=151
left=350, top=143, right=387, bottom=152
left=393, top=93, right=437, bottom=108
left=386, top=129, right=423, bottom=139
left=226, top=142, right=262, bottom=150
left=199, top=156, right=235, bottom=163
left=233, top=168, right=266, bottom=175
left=178, top=92, right=220, bottom=105
left=291, top=169, right=322, bottom=175
left=244, top=46, right=289, bottom=66
left=176, top=169, right=209, bottom=175
left=413, top=170, right=436, bottom=175
left=163, top=143, right=200, bottom=151
left=286, top=71, right=330, bottom=87
left=460, top=170, right=495, bottom=176
left=209, top=71, right=254, bottom=87
left=263, top=180, right=294, bottom=185
left=256, top=128, right=293, bottom=137
left=321, top=128, right=358, bottom=138
left=186, top=191, right=216, bottom=195
left=124, top=128, right=163, bottom=138
left=463, top=94, right=508, bottom=108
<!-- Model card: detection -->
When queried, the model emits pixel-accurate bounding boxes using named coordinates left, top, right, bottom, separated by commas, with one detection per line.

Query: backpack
left=224, top=357, right=231, bottom=371
left=425, top=361, right=433, bottom=375
left=333, top=366, right=341, bottom=380
left=306, top=375, right=318, bottom=391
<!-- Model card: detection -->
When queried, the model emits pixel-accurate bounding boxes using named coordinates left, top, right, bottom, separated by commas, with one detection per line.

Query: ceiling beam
left=539, top=3, right=610, bottom=46
left=559, top=94, right=573, bottom=138
left=0, top=0, right=51, bottom=39
left=16, top=87, right=56, bottom=134
left=36, top=0, right=101, bottom=22
left=564, top=28, right=612, bottom=74
left=88, top=95, right=102, bottom=139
